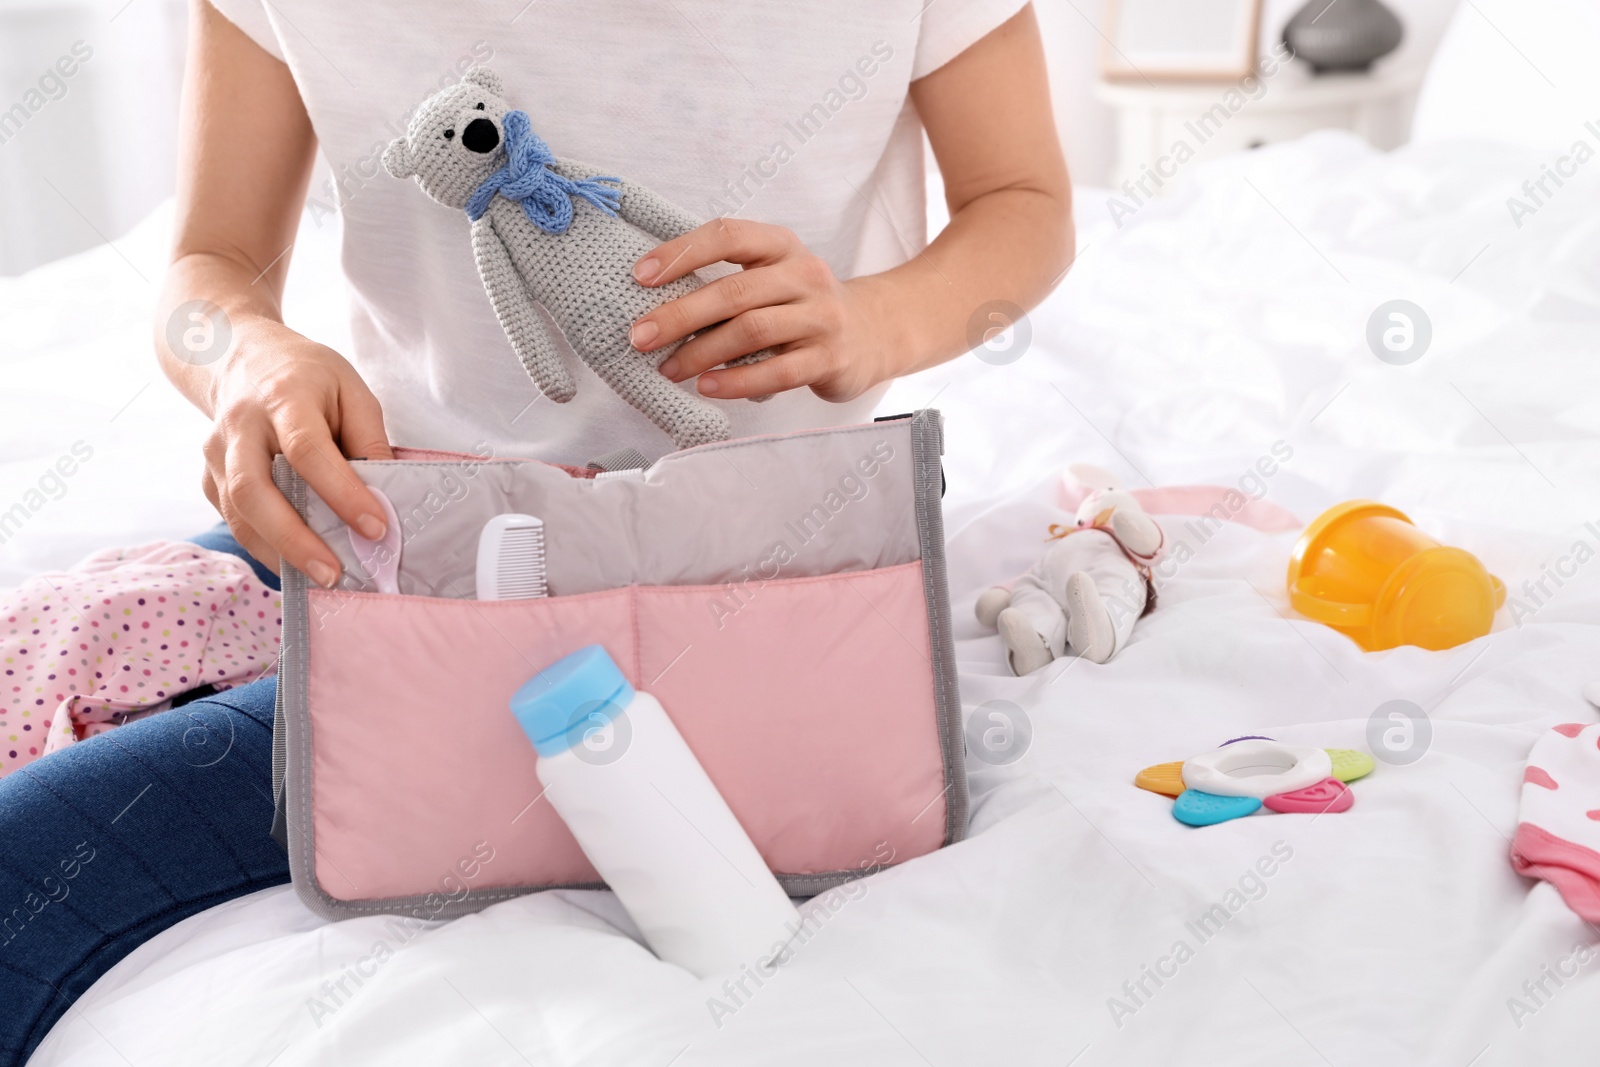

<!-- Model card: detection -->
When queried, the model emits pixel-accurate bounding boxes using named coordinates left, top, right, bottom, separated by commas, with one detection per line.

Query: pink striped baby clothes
left=1511, top=720, right=1600, bottom=923
left=1, top=541, right=281, bottom=777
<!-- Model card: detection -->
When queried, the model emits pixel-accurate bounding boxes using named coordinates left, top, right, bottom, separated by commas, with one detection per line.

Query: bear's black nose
left=461, top=118, right=500, bottom=154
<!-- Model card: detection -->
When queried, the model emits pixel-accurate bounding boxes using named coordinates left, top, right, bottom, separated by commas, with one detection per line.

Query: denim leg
left=186, top=522, right=280, bottom=591
left=0, top=676, right=287, bottom=1065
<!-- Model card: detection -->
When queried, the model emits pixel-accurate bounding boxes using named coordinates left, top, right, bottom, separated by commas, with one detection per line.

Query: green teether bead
left=1325, top=748, right=1374, bottom=783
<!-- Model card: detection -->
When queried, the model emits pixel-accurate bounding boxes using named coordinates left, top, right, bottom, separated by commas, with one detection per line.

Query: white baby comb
left=476, top=514, right=548, bottom=600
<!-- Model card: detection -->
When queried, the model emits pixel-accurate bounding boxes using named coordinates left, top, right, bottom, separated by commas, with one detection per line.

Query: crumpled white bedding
left=9, top=131, right=1600, bottom=1066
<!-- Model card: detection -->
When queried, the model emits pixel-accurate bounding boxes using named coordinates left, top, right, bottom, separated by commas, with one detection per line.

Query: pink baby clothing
left=1, top=541, right=282, bottom=777
left=1510, top=720, right=1600, bottom=923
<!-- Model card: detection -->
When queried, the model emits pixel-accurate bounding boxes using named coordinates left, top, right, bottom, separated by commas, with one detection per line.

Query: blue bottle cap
left=510, top=644, right=634, bottom=757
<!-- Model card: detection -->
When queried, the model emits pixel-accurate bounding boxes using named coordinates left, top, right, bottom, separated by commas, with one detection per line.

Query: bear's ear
left=462, top=66, right=504, bottom=97
left=382, top=137, right=415, bottom=180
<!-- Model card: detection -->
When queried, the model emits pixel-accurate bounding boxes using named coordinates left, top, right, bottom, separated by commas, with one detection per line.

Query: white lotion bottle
left=510, top=645, right=799, bottom=978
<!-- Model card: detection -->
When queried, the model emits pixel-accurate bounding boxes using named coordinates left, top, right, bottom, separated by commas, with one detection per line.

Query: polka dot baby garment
left=1, top=542, right=282, bottom=776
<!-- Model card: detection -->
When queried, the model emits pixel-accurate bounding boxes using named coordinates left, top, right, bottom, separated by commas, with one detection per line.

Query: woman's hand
left=163, top=3, right=392, bottom=587
left=633, top=7, right=1072, bottom=397
left=201, top=319, right=394, bottom=586
left=628, top=218, right=894, bottom=403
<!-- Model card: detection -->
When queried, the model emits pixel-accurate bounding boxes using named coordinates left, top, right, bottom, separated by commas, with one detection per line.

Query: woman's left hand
left=628, top=218, right=890, bottom=403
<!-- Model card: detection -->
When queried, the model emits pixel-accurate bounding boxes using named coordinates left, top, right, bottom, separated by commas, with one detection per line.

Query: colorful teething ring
left=1181, top=740, right=1332, bottom=799
left=1136, top=738, right=1374, bottom=826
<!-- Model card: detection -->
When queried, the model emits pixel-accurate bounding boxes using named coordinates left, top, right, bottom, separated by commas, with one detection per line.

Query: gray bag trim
left=269, top=462, right=305, bottom=851
left=272, top=411, right=965, bottom=921
left=910, top=411, right=968, bottom=849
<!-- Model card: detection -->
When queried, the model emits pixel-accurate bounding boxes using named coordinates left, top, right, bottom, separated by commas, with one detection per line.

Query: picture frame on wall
left=1101, top=0, right=1264, bottom=82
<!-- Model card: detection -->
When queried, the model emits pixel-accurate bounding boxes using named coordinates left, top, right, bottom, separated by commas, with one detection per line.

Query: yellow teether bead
left=1135, top=761, right=1187, bottom=798
left=1325, top=748, right=1375, bottom=783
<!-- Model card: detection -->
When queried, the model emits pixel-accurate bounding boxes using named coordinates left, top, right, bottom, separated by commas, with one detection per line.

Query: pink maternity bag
left=270, top=411, right=965, bottom=920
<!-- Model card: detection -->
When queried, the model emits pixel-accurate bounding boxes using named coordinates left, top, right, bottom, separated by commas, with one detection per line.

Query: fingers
left=694, top=347, right=830, bottom=400
left=633, top=218, right=798, bottom=288
left=202, top=466, right=277, bottom=575
left=660, top=305, right=816, bottom=382
left=337, top=380, right=395, bottom=462
left=198, top=323, right=398, bottom=586
left=220, top=440, right=342, bottom=587
left=227, top=520, right=278, bottom=576
left=630, top=265, right=804, bottom=354
left=273, top=411, right=388, bottom=549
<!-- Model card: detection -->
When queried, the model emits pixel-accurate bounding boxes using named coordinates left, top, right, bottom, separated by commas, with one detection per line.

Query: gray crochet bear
left=382, top=68, right=770, bottom=450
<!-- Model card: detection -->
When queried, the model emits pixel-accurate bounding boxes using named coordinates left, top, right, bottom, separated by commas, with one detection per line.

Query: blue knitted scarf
left=464, top=110, right=621, bottom=235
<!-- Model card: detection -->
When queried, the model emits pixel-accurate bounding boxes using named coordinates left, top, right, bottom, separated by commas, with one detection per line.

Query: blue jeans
left=0, top=526, right=287, bottom=1066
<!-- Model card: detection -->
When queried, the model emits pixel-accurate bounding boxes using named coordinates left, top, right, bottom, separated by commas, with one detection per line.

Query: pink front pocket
left=635, top=562, right=948, bottom=877
left=305, top=587, right=633, bottom=900
left=303, top=561, right=948, bottom=903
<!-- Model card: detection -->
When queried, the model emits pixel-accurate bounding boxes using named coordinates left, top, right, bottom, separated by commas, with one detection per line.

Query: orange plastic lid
left=1286, top=500, right=1411, bottom=627
left=1287, top=500, right=1411, bottom=583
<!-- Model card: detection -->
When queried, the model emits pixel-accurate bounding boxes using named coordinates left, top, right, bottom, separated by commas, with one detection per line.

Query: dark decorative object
left=1282, top=0, right=1403, bottom=74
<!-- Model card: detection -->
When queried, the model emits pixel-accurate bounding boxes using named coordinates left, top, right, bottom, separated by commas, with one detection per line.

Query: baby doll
left=976, top=486, right=1163, bottom=674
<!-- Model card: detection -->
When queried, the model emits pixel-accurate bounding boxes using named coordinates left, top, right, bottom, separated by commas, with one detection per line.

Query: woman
left=0, top=0, right=1069, bottom=1060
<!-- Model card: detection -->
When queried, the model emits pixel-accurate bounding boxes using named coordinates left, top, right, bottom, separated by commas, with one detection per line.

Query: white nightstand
left=1094, top=64, right=1423, bottom=193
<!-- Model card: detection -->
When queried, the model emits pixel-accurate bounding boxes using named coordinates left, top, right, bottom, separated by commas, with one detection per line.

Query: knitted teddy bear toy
left=975, top=481, right=1164, bottom=674
left=383, top=68, right=771, bottom=450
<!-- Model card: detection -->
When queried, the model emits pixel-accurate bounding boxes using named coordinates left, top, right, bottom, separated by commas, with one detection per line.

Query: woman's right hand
left=162, top=3, right=393, bottom=587
left=203, top=318, right=395, bottom=587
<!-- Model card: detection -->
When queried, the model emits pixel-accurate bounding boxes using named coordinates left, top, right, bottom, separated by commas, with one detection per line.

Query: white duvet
left=8, top=132, right=1600, bottom=1066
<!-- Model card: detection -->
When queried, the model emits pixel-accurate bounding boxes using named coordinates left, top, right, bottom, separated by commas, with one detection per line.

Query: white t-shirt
left=209, top=0, right=1026, bottom=465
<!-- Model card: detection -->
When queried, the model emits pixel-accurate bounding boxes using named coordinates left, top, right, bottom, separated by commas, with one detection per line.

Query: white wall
left=1036, top=0, right=1464, bottom=188
left=0, top=0, right=1462, bottom=274
left=0, top=0, right=187, bottom=276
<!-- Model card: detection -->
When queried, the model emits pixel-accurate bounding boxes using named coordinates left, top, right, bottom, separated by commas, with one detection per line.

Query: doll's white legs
left=997, top=571, right=1127, bottom=674
left=1063, top=573, right=1116, bottom=664
left=996, top=578, right=1064, bottom=676
left=1060, top=567, right=1148, bottom=664
left=975, top=587, right=1011, bottom=629
left=989, top=535, right=1150, bottom=674
left=1070, top=562, right=1146, bottom=664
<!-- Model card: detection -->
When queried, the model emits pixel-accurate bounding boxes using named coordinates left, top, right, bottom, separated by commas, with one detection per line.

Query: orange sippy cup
left=1286, top=501, right=1505, bottom=652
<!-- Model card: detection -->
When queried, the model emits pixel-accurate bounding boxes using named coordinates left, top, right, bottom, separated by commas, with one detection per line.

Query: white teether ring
left=1181, top=740, right=1333, bottom=799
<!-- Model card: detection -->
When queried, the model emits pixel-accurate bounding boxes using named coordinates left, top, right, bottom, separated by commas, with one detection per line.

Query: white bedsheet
left=9, top=132, right=1600, bottom=1066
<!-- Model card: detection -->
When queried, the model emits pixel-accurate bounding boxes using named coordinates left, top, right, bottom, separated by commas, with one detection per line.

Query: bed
left=7, top=88, right=1600, bottom=1067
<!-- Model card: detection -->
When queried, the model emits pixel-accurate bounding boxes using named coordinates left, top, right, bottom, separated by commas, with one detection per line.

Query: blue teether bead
left=1172, top=789, right=1262, bottom=826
